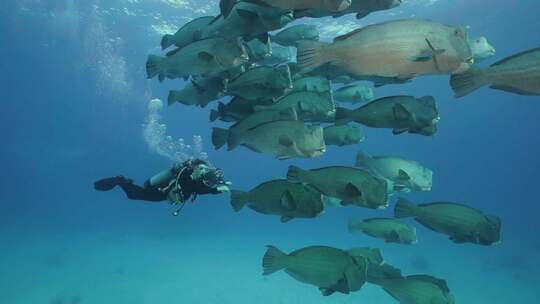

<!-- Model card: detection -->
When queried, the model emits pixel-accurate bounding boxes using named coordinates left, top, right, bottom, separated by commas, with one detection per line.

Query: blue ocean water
left=1, top=0, right=539, bottom=303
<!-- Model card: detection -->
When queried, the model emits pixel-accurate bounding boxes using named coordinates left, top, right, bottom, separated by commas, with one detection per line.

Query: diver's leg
left=94, top=176, right=132, bottom=191
left=117, top=182, right=167, bottom=202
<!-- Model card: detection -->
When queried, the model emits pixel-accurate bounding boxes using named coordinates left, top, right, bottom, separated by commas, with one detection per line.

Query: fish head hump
left=477, top=215, right=502, bottom=246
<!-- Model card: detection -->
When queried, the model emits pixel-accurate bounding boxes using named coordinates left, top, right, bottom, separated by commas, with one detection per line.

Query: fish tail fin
left=226, top=131, right=240, bottom=151
left=209, top=109, right=219, bottom=122
left=262, top=245, right=287, bottom=275
left=394, top=197, right=417, bottom=218
left=167, top=90, right=180, bottom=106
left=296, top=40, right=331, bottom=74
left=450, top=68, right=487, bottom=98
left=355, top=150, right=371, bottom=167
left=230, top=190, right=248, bottom=212
left=286, top=165, right=307, bottom=183
left=161, top=34, right=175, bottom=50
left=334, top=107, right=354, bottom=124
left=367, top=263, right=403, bottom=286
left=347, top=219, right=365, bottom=233
left=146, top=55, right=164, bottom=79
left=212, top=127, right=229, bottom=150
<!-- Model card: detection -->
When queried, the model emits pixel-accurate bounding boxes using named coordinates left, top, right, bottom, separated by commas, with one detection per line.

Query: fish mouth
left=432, top=116, right=441, bottom=123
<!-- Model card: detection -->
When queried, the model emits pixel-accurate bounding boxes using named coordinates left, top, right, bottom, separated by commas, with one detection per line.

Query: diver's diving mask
left=191, top=164, right=225, bottom=188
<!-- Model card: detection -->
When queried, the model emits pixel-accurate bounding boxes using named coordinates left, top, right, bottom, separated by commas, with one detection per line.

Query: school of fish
left=146, top=0, right=539, bottom=302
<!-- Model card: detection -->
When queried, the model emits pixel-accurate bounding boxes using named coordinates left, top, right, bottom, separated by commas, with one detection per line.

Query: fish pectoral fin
left=319, top=287, right=336, bottom=296
left=166, top=48, right=181, bottom=57
left=330, top=277, right=350, bottom=295
left=397, top=169, right=411, bottom=181
left=392, top=128, right=408, bottom=135
left=393, top=184, right=408, bottom=192
left=198, top=51, right=215, bottom=62
left=280, top=216, right=294, bottom=223
left=410, top=38, right=446, bottom=62
left=387, top=230, right=401, bottom=243
left=344, top=183, right=362, bottom=199
left=355, top=12, right=369, bottom=19
left=392, top=104, right=411, bottom=121
left=280, top=190, right=296, bottom=211
left=191, top=79, right=206, bottom=93
left=279, top=135, right=295, bottom=147
left=409, top=49, right=445, bottom=62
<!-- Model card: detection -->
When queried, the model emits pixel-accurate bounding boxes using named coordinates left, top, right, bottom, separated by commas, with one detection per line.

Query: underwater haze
left=1, top=0, right=540, bottom=303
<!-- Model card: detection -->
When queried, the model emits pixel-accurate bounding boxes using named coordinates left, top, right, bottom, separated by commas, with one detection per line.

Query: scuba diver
left=94, top=159, right=230, bottom=215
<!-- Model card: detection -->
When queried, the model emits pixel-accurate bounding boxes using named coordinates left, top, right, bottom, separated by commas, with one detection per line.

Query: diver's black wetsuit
left=94, top=160, right=222, bottom=203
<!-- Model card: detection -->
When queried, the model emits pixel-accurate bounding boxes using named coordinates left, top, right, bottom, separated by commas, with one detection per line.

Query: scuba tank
left=147, top=168, right=175, bottom=187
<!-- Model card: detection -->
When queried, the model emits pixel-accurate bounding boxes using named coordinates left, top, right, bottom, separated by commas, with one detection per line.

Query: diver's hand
left=217, top=185, right=230, bottom=193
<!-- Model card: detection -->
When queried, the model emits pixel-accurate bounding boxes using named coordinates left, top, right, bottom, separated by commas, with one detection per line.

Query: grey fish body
left=229, top=120, right=326, bottom=159
left=258, top=0, right=351, bottom=11
left=160, top=16, right=214, bottom=50
left=263, top=245, right=367, bottom=296
left=271, top=24, right=319, bottom=46
left=168, top=77, right=225, bottom=107
left=297, top=0, right=401, bottom=19
left=395, top=198, right=501, bottom=246
left=254, top=91, right=336, bottom=122
left=356, top=151, right=433, bottom=192
left=323, top=125, right=364, bottom=146
left=451, top=47, right=540, bottom=97
left=348, top=218, right=418, bottom=244
left=210, top=98, right=256, bottom=122
left=381, top=275, right=455, bottom=304
left=146, top=38, right=249, bottom=81
left=287, top=165, right=388, bottom=209
left=297, top=19, right=473, bottom=78
left=291, top=76, right=332, bottom=93
left=334, top=85, right=374, bottom=103
left=211, top=109, right=297, bottom=150
left=224, top=65, right=293, bottom=101
left=336, top=95, right=440, bottom=136
left=230, top=180, right=324, bottom=222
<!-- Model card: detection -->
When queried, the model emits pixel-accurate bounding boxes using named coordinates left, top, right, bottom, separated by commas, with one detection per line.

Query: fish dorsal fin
left=490, top=47, right=540, bottom=67
left=406, top=275, right=449, bottom=293
left=219, top=0, right=235, bottom=18
left=334, top=28, right=364, bottom=42
left=198, top=51, right=215, bottom=62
